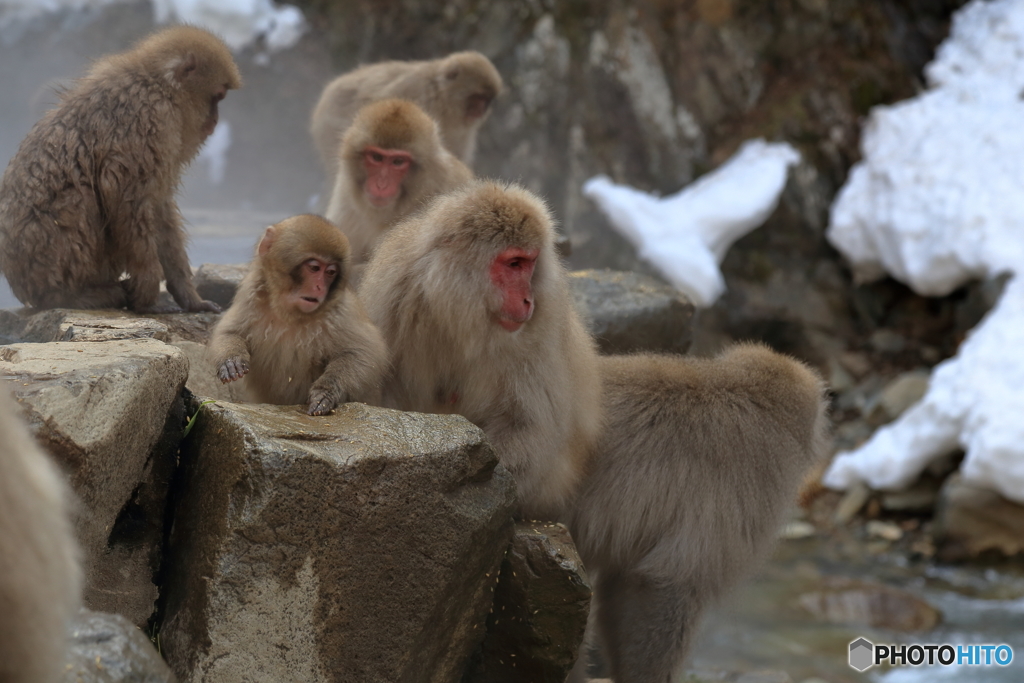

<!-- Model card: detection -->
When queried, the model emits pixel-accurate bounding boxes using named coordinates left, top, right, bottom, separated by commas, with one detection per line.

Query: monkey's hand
left=188, top=299, right=223, bottom=314
left=307, top=387, right=343, bottom=416
left=218, top=357, right=249, bottom=383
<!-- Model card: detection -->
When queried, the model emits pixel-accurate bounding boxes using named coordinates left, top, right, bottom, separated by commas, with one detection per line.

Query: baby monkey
left=208, top=215, right=388, bottom=414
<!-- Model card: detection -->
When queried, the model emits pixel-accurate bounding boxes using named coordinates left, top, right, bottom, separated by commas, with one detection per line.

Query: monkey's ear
left=174, top=53, right=199, bottom=83
left=445, top=67, right=461, bottom=81
left=257, top=226, right=276, bottom=256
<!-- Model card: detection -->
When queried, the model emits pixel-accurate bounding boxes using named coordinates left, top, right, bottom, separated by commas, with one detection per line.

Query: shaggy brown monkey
left=0, top=387, right=81, bottom=683
left=326, top=99, right=473, bottom=262
left=0, top=26, right=241, bottom=312
left=310, top=51, right=502, bottom=176
left=359, top=181, right=601, bottom=520
left=209, top=214, right=388, bottom=415
left=566, top=347, right=829, bottom=683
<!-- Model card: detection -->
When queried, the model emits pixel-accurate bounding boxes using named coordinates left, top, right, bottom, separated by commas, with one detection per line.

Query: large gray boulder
left=0, top=339, right=189, bottom=624
left=569, top=269, right=693, bottom=354
left=161, top=400, right=517, bottom=683
left=64, top=609, right=176, bottom=683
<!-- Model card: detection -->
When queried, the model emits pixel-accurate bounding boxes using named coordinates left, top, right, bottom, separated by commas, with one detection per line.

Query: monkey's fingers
left=306, top=391, right=338, bottom=416
left=190, top=299, right=223, bottom=314
left=218, top=358, right=249, bottom=383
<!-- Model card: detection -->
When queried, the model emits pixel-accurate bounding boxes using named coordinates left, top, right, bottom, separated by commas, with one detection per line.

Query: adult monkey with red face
left=325, top=99, right=473, bottom=263
left=359, top=180, right=601, bottom=520
left=0, top=26, right=240, bottom=312
left=209, top=215, right=388, bottom=415
left=362, top=181, right=829, bottom=683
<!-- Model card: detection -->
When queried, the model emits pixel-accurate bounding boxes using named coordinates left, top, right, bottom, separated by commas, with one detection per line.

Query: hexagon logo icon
left=849, top=637, right=874, bottom=671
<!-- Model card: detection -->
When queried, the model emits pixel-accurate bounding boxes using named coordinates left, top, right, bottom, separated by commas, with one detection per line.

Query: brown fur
left=0, top=26, right=241, bottom=312
left=0, top=387, right=81, bottom=683
left=359, top=181, right=602, bottom=520
left=567, top=346, right=830, bottom=683
left=326, top=99, right=473, bottom=262
left=208, top=215, right=388, bottom=414
left=310, top=51, right=502, bottom=175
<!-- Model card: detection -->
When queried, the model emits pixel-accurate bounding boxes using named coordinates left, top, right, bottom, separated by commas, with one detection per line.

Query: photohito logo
left=849, top=638, right=1013, bottom=671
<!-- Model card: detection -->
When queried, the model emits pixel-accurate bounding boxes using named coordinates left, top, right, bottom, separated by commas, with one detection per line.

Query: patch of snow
left=583, top=139, right=800, bottom=306
left=196, top=120, right=230, bottom=185
left=152, top=0, right=305, bottom=52
left=823, top=0, right=1024, bottom=502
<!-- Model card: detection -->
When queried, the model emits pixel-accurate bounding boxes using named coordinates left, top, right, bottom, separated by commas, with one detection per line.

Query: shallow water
left=690, top=536, right=1024, bottom=682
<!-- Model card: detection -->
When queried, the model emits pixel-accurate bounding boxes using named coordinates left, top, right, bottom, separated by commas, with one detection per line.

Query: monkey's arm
left=156, top=202, right=221, bottom=313
left=208, top=311, right=251, bottom=383
left=307, top=322, right=389, bottom=415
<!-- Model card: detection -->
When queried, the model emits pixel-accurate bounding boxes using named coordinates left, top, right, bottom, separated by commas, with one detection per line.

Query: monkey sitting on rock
left=208, top=214, right=388, bottom=415
left=0, top=25, right=241, bottom=313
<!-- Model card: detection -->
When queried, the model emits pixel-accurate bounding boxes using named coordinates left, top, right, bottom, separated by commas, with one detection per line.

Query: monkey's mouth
left=296, top=296, right=323, bottom=313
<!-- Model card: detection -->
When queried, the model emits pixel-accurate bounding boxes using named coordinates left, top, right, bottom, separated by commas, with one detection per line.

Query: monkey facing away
left=310, top=51, right=502, bottom=176
left=567, top=347, right=829, bottom=683
left=0, top=26, right=241, bottom=312
left=359, top=180, right=602, bottom=521
left=0, top=387, right=82, bottom=683
left=209, top=214, right=388, bottom=415
left=326, top=98, right=473, bottom=262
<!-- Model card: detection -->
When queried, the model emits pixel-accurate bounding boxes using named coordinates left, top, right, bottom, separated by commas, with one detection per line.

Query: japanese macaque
left=359, top=181, right=602, bottom=520
left=325, top=99, right=473, bottom=262
left=310, top=51, right=502, bottom=176
left=209, top=214, right=388, bottom=415
left=359, top=180, right=828, bottom=682
left=0, top=387, right=82, bottom=683
left=0, top=26, right=241, bottom=312
left=566, top=348, right=829, bottom=683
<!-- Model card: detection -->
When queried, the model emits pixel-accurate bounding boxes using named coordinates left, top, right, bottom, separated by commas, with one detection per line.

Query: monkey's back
left=0, top=72, right=181, bottom=304
left=572, top=345, right=828, bottom=591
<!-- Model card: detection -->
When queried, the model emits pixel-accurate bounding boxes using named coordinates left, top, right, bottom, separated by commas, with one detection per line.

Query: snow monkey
left=361, top=181, right=829, bottom=681
left=310, top=51, right=502, bottom=176
left=0, top=387, right=82, bottom=683
left=325, top=98, right=474, bottom=262
left=208, top=215, right=388, bottom=415
left=0, top=26, right=241, bottom=312
left=566, top=348, right=829, bottom=683
left=359, top=180, right=602, bottom=521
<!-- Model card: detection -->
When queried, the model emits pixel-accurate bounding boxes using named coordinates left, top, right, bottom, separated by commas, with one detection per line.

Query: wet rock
left=798, top=578, right=940, bottom=631
left=837, top=351, right=872, bottom=379
left=868, top=329, right=906, bottom=354
left=879, top=478, right=939, bottom=513
left=194, top=263, right=247, bottom=309
left=0, top=308, right=219, bottom=345
left=833, top=481, right=871, bottom=524
left=0, top=340, right=188, bottom=624
left=63, top=609, right=176, bottom=683
left=865, top=520, right=903, bottom=541
left=779, top=521, right=816, bottom=540
left=161, top=401, right=516, bottom=683
left=934, top=473, right=1024, bottom=560
left=462, top=521, right=591, bottom=683
left=569, top=269, right=694, bottom=354
left=876, top=369, right=929, bottom=421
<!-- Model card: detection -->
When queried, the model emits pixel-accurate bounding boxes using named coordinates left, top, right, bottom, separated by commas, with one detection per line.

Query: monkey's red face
left=465, top=92, right=494, bottom=119
left=290, top=258, right=339, bottom=314
left=490, top=247, right=539, bottom=332
left=362, top=146, right=412, bottom=207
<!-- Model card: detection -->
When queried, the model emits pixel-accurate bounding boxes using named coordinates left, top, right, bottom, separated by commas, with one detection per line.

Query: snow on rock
left=827, top=0, right=1024, bottom=296
left=582, top=139, right=800, bottom=307
left=825, top=275, right=1024, bottom=504
left=152, top=0, right=306, bottom=52
left=824, top=0, right=1024, bottom=502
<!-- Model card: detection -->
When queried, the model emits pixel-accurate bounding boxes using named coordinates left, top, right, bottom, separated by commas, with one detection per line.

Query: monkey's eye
left=507, top=259, right=522, bottom=268
left=392, top=157, right=408, bottom=168
left=325, top=265, right=339, bottom=278
left=370, top=152, right=384, bottom=163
